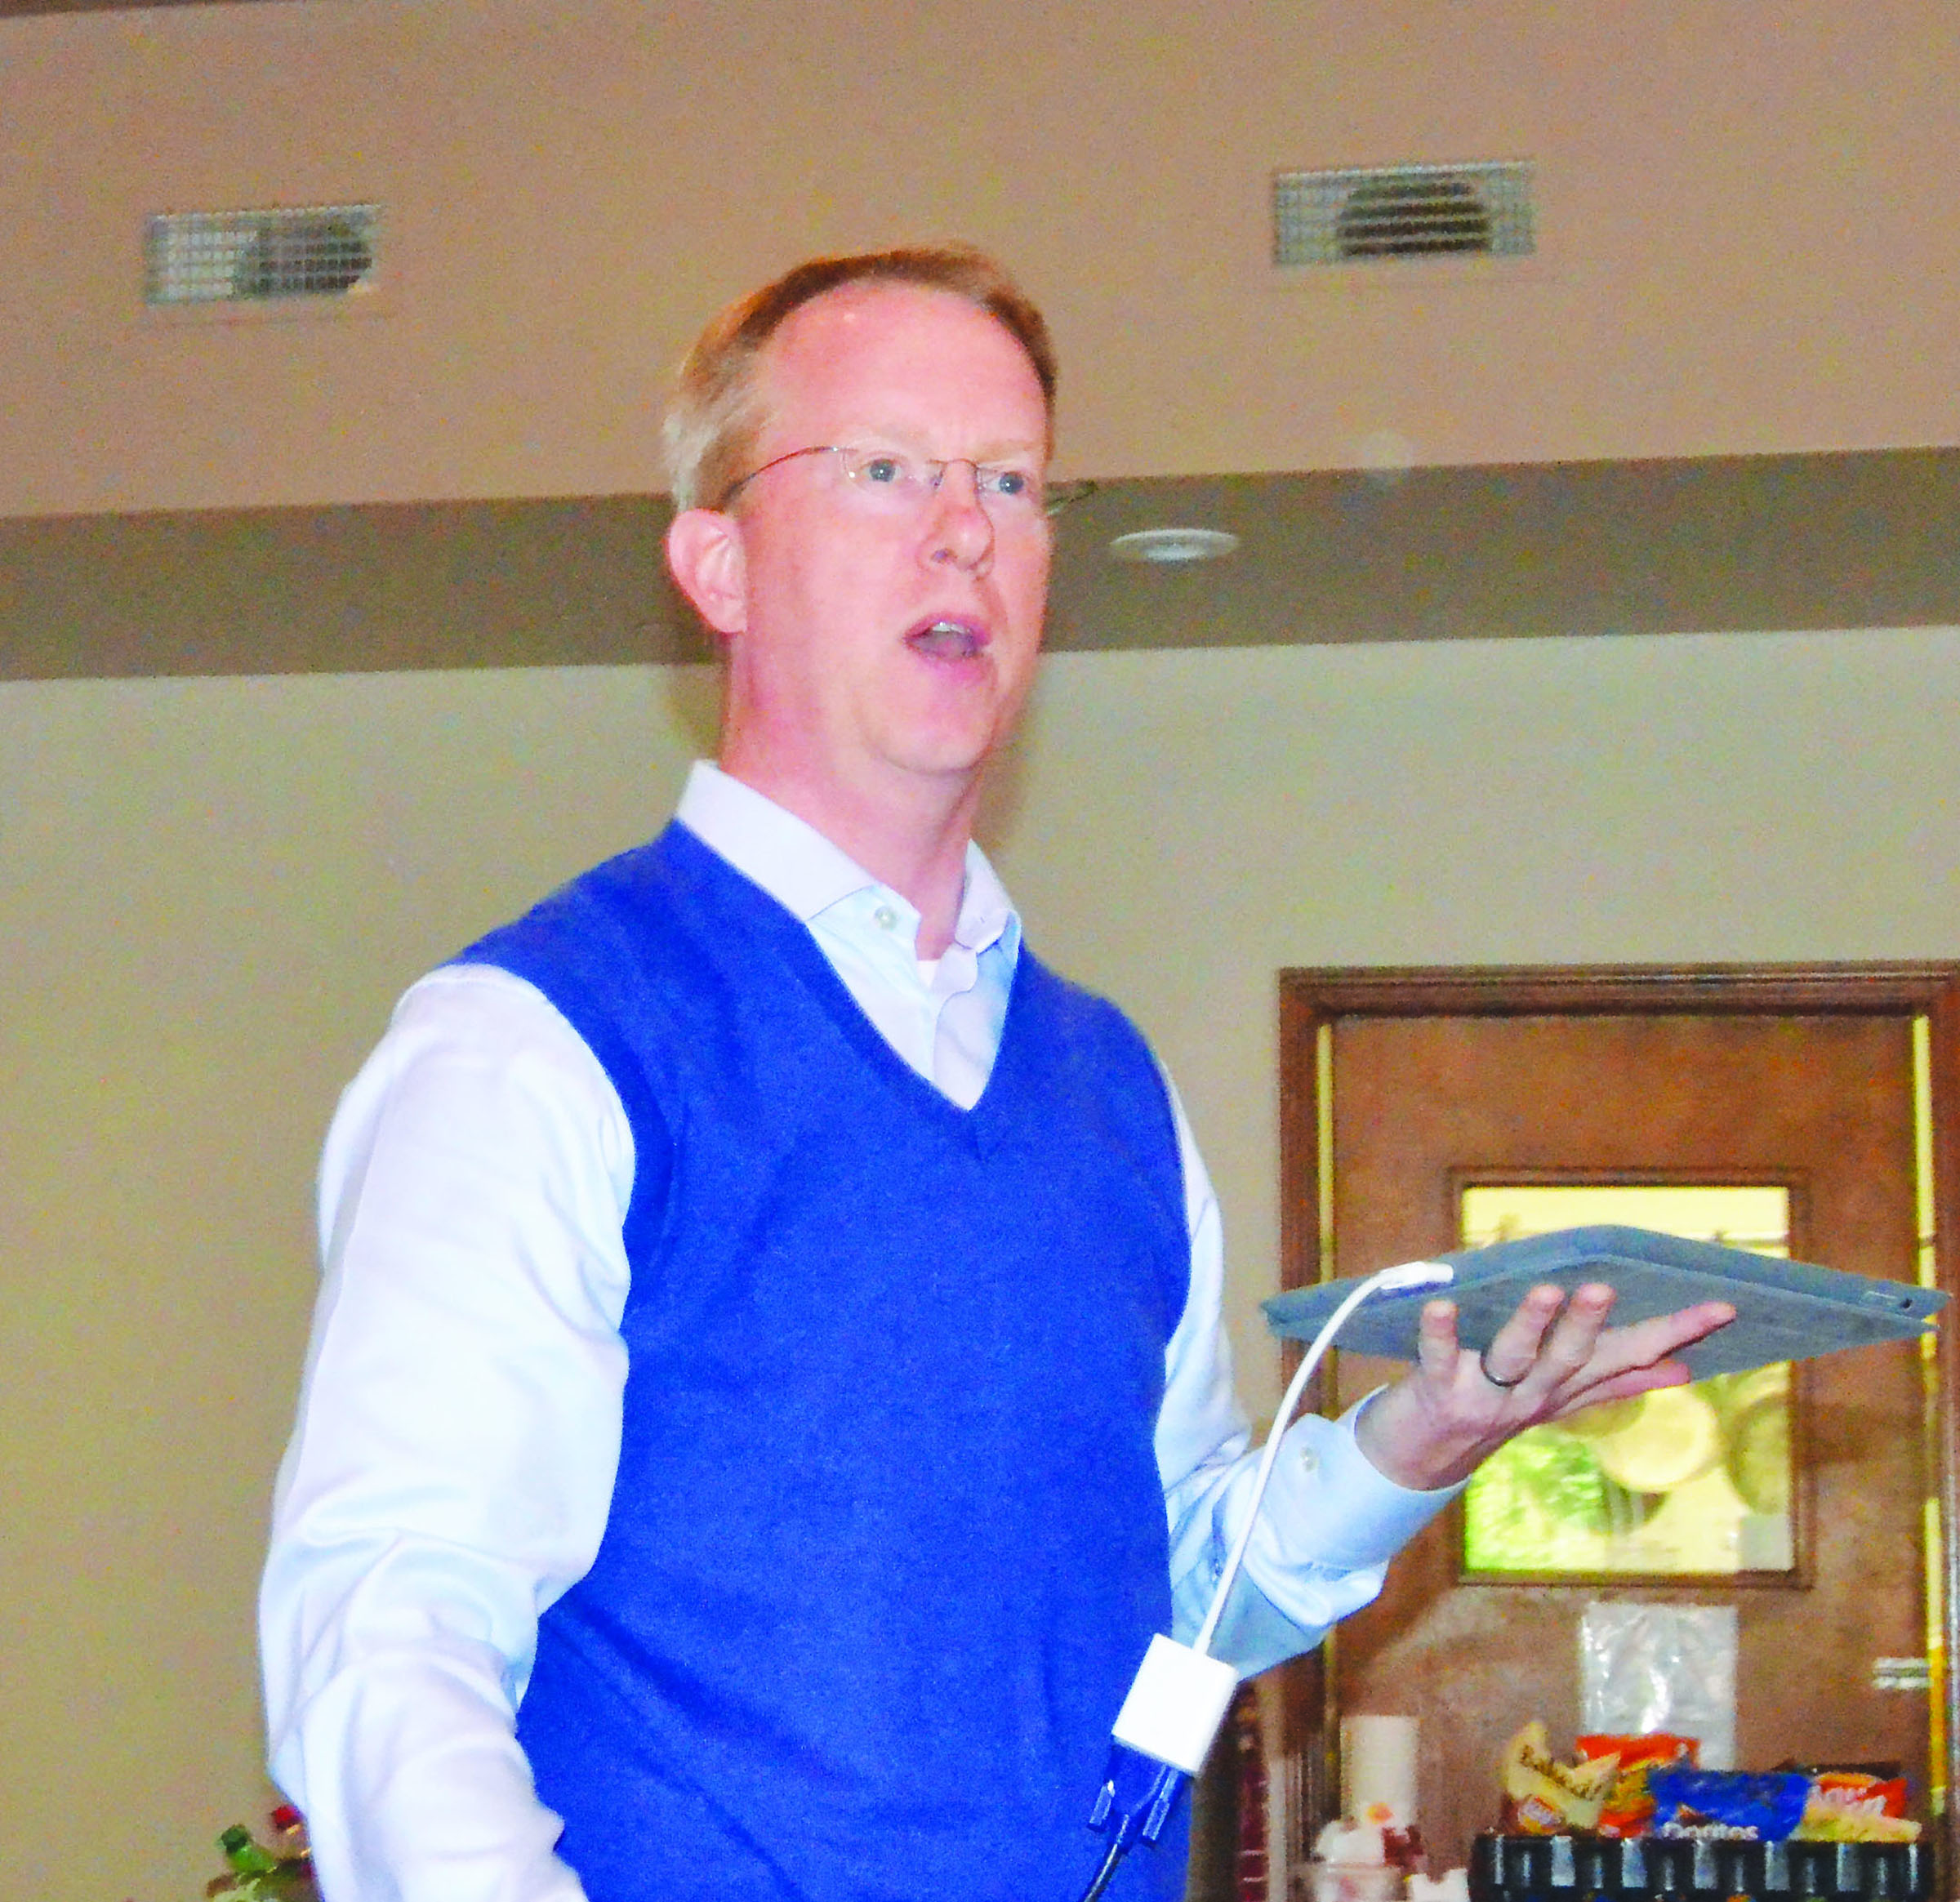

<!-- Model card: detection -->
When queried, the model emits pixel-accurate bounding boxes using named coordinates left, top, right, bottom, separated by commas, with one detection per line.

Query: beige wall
left=5, top=628, right=1958, bottom=1898
left=6, top=0, right=1959, bottom=517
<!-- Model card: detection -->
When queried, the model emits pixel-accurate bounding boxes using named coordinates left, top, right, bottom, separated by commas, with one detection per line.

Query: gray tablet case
left=1261, top=1225, right=1945, bottom=1378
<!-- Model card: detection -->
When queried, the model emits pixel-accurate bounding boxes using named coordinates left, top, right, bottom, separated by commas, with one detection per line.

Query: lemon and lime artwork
left=1460, top=1184, right=1796, bottom=1578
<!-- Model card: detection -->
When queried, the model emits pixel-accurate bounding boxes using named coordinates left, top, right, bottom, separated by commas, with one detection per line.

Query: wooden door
left=1272, top=967, right=1960, bottom=1886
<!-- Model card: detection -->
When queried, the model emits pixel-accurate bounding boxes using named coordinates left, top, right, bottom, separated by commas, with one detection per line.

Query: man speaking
left=260, top=243, right=1729, bottom=1902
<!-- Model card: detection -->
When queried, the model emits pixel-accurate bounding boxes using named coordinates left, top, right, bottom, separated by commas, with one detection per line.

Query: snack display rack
left=1467, top=1833, right=1932, bottom=1900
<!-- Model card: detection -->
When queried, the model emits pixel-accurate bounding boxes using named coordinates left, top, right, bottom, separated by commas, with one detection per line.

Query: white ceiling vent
left=144, top=204, right=379, bottom=307
left=1273, top=163, right=1533, bottom=268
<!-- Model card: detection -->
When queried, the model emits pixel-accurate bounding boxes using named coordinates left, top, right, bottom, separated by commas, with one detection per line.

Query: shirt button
left=873, top=905, right=899, bottom=932
left=1298, top=1447, right=1319, bottom=1474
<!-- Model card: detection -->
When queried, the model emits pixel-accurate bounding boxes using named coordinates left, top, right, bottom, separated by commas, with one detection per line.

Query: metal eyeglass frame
left=712, top=443, right=1094, bottom=518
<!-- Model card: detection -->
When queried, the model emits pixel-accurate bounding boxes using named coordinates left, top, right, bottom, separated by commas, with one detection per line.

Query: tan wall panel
left=3, top=0, right=1957, bottom=516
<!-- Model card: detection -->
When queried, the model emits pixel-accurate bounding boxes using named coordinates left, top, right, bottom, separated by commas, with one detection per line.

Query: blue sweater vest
left=461, top=825, right=1192, bottom=1902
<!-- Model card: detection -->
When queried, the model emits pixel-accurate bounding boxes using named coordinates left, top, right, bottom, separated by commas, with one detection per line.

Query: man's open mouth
left=906, top=617, right=987, bottom=661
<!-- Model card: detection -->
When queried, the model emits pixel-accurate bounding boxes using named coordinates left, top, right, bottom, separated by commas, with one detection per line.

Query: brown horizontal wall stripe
left=1, top=497, right=709, bottom=680
left=0, top=0, right=286, bottom=14
left=4, top=448, right=1958, bottom=681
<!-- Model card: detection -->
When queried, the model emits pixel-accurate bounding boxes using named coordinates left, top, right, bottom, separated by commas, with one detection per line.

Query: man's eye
left=860, top=456, right=906, bottom=486
left=982, top=467, right=1040, bottom=502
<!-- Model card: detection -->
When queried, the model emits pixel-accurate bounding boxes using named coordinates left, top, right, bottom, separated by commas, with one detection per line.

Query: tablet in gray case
left=1260, top=1225, right=1945, bottom=1378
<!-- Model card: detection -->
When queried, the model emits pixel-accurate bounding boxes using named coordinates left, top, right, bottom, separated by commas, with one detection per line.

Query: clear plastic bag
left=1579, top=1601, right=1738, bottom=1769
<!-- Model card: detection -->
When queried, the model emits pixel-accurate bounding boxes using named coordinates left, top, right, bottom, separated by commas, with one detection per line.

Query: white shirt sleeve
left=1154, top=1080, right=1461, bottom=1680
left=261, top=965, right=635, bottom=1902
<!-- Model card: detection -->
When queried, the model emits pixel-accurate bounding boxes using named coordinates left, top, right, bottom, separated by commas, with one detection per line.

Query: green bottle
left=219, top=1824, right=282, bottom=1879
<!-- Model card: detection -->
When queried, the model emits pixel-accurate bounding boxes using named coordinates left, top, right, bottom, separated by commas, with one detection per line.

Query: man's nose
left=923, top=461, right=995, bottom=572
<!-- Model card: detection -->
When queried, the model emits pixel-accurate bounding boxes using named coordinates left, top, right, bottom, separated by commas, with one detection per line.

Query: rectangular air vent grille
left=144, top=204, right=379, bottom=306
left=1274, top=162, right=1533, bottom=268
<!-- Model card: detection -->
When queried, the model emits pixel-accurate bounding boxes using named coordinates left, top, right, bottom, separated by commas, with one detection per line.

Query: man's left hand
left=1352, top=1283, right=1736, bottom=1492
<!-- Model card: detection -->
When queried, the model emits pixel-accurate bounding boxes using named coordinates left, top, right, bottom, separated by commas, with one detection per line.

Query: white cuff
left=1205, top=1396, right=1463, bottom=1678
left=1248, top=1394, right=1463, bottom=1579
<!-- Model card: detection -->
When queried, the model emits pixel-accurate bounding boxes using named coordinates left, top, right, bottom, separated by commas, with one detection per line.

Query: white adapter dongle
left=1109, top=1633, right=1241, bottom=1775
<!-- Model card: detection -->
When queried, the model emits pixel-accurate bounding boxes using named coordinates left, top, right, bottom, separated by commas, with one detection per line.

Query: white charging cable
left=1106, top=1257, right=1457, bottom=1778
left=1192, top=1257, right=1456, bottom=1656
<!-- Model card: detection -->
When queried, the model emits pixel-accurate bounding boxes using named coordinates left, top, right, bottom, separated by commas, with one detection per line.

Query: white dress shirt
left=260, top=762, right=1456, bottom=1902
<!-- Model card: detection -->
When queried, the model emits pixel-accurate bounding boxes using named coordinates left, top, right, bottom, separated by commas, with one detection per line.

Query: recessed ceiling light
left=1107, top=527, right=1241, bottom=565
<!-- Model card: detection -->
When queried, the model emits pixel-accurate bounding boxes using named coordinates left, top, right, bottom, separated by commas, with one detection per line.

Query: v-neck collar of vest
left=660, top=822, right=1030, bottom=1151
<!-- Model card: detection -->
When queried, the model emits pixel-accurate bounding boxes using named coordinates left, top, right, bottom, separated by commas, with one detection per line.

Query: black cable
left=1078, top=1745, right=1190, bottom=1902
left=1076, top=1836, right=1127, bottom=1902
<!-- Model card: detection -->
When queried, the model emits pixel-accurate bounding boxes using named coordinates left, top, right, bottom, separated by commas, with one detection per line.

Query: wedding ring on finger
left=1478, top=1347, right=1529, bottom=1390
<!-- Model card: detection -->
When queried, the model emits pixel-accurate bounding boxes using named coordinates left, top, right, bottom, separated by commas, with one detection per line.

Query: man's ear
left=666, top=508, right=749, bottom=637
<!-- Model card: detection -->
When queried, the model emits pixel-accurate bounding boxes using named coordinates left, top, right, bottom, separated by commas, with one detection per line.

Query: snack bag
left=1795, top=1772, right=1919, bottom=1842
left=1647, top=1766, right=1810, bottom=1841
left=1575, top=1733, right=1699, bottom=1837
left=1499, top=1721, right=1618, bottom=1833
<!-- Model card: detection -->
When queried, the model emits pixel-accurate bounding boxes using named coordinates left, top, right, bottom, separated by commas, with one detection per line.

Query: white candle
left=1342, top=1714, right=1419, bottom=1829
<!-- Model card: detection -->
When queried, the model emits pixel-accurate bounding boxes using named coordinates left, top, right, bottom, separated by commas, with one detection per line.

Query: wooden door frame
left=1276, top=962, right=1960, bottom=1884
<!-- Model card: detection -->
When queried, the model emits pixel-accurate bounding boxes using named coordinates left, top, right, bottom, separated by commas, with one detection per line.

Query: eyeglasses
left=715, top=443, right=1054, bottom=520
